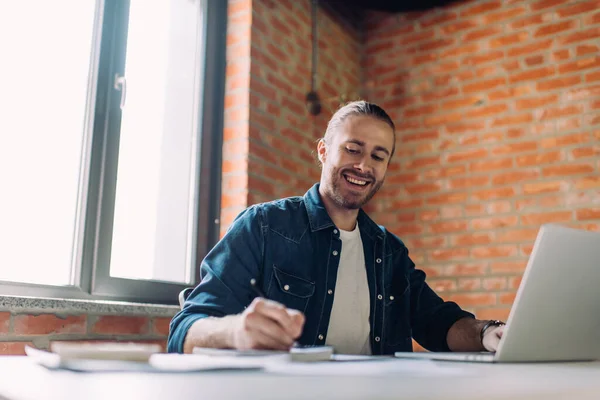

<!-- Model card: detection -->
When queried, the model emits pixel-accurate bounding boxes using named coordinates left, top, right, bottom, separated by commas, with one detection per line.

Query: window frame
left=0, top=0, right=226, bottom=305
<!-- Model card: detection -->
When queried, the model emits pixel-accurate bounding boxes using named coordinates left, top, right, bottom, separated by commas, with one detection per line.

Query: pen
left=250, top=278, right=266, bottom=298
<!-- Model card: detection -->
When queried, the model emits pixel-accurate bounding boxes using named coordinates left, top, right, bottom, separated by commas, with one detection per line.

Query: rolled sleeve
left=167, top=205, right=265, bottom=353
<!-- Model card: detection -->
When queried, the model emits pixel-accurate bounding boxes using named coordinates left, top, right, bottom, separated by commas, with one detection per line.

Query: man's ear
left=317, top=139, right=327, bottom=164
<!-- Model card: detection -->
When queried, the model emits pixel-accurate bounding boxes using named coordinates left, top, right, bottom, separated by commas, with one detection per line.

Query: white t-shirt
left=325, top=224, right=372, bottom=355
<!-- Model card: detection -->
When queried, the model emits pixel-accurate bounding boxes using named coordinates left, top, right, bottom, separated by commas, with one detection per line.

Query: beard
left=325, top=166, right=384, bottom=210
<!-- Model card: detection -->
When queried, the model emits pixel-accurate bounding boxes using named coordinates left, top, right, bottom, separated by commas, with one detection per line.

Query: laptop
left=395, top=224, right=600, bottom=363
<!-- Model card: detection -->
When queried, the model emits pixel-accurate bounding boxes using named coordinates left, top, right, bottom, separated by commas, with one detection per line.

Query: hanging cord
left=311, top=0, right=318, bottom=92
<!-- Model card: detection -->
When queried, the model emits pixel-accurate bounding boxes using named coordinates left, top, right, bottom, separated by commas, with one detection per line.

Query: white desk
left=1, top=356, right=600, bottom=400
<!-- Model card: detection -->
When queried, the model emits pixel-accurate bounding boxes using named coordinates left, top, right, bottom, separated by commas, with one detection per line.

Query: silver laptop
left=395, top=224, right=600, bottom=363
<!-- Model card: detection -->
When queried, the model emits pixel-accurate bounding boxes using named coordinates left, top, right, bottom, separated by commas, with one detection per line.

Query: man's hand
left=482, top=324, right=505, bottom=352
left=231, top=297, right=305, bottom=350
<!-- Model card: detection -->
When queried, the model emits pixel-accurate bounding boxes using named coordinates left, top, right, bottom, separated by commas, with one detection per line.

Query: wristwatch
left=480, top=320, right=505, bottom=344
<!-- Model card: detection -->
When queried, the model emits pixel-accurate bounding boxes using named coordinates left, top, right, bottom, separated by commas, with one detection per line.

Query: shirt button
left=283, top=285, right=290, bottom=291
left=328, top=289, right=333, bottom=295
left=332, top=250, right=338, bottom=256
left=377, top=294, right=383, bottom=300
left=375, top=337, right=381, bottom=342
left=318, top=334, right=324, bottom=340
left=376, top=258, right=382, bottom=263
left=333, top=229, right=338, bottom=234
left=389, top=296, right=395, bottom=300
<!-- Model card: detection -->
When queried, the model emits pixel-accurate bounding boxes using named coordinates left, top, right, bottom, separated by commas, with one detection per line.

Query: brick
left=423, top=165, right=468, bottom=180
left=440, top=206, right=464, bottom=219
left=583, top=11, right=600, bottom=25
left=421, top=87, right=460, bottom=103
left=490, top=32, right=529, bottom=48
left=510, top=14, right=548, bottom=29
left=430, top=221, right=469, bottom=234
left=91, top=316, right=150, bottom=335
left=13, top=314, right=86, bottom=335
left=402, top=131, right=439, bottom=143
left=405, top=156, right=440, bottom=170
left=521, top=211, right=572, bottom=226
left=491, top=260, right=528, bottom=274
left=496, top=228, right=540, bottom=243
left=557, top=0, right=600, bottom=17
left=446, top=121, right=486, bottom=135
left=403, top=104, right=437, bottom=118
left=499, top=292, right=517, bottom=305
left=506, top=39, right=553, bottom=57
left=515, top=94, right=558, bottom=109
left=492, top=113, right=534, bottom=127
left=552, top=49, right=571, bottom=61
left=466, top=104, right=508, bottom=119
left=407, top=236, right=447, bottom=249
left=531, top=0, right=571, bottom=11
left=446, top=148, right=488, bottom=163
left=483, top=6, right=527, bottom=24
left=461, top=0, right=502, bottom=17
left=405, top=183, right=442, bottom=195
left=559, top=27, right=600, bottom=45
left=487, top=200, right=512, bottom=214
left=516, top=151, right=562, bottom=167
left=0, top=342, right=32, bottom=355
left=472, top=245, right=518, bottom=259
left=430, top=248, right=470, bottom=262
left=477, top=308, right=512, bottom=321
left=543, top=163, right=595, bottom=177
left=509, top=276, right=523, bottom=290
left=463, top=26, right=503, bottom=42
left=427, top=192, right=469, bottom=205
left=572, top=147, right=600, bottom=159
left=575, top=176, right=600, bottom=189
left=458, top=278, right=482, bottom=291
left=420, top=11, right=458, bottom=28
left=472, top=187, right=517, bottom=202
left=537, top=75, right=582, bottom=91
left=534, top=20, right=578, bottom=38
left=0, top=312, right=9, bottom=334
left=152, top=317, right=171, bottom=336
left=440, top=42, right=480, bottom=59
left=472, top=216, right=519, bottom=230
left=558, top=56, right=600, bottom=74
left=424, top=112, right=463, bottom=127
left=489, top=86, right=531, bottom=101
left=523, top=181, right=563, bottom=195
left=577, top=208, right=600, bottom=220
left=453, top=233, right=493, bottom=246
left=443, top=263, right=487, bottom=277
left=463, top=77, right=505, bottom=93
left=525, top=54, right=545, bottom=66
left=448, top=293, right=496, bottom=307
left=399, top=30, right=436, bottom=46
left=469, top=157, right=513, bottom=173
left=577, top=44, right=599, bottom=56
left=483, top=277, right=508, bottom=291
left=394, top=224, right=425, bottom=237
left=418, top=38, right=456, bottom=52
left=442, top=19, right=479, bottom=34
left=492, top=170, right=539, bottom=186
left=449, top=176, right=490, bottom=189
left=442, top=97, right=482, bottom=111
left=509, top=66, right=555, bottom=84
left=541, top=133, right=589, bottom=148
left=430, top=279, right=458, bottom=293
left=494, top=141, right=538, bottom=155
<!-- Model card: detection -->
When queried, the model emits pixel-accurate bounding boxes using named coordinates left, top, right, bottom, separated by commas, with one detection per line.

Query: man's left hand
left=482, top=324, right=505, bottom=352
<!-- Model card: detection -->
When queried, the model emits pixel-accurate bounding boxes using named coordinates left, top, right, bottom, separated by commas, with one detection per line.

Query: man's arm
left=447, top=317, right=505, bottom=352
left=182, top=299, right=304, bottom=353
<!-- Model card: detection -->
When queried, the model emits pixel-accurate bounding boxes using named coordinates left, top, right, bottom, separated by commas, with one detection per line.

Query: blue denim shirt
left=168, top=183, right=473, bottom=354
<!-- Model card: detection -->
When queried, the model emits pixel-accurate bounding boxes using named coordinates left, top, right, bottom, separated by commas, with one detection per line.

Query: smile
left=343, top=173, right=370, bottom=187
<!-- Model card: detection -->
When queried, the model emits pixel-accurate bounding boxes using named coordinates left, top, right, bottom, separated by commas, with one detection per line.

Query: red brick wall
left=0, top=311, right=170, bottom=355
left=363, top=0, right=600, bottom=322
left=221, top=0, right=362, bottom=235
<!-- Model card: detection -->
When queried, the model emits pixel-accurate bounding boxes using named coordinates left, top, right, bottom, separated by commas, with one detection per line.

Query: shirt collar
left=303, top=183, right=385, bottom=240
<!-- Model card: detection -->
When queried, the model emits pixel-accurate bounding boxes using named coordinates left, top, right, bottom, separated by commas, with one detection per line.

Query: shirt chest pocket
left=266, top=265, right=315, bottom=313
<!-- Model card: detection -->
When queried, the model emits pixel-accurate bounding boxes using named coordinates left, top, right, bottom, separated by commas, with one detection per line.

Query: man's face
left=318, top=115, right=394, bottom=210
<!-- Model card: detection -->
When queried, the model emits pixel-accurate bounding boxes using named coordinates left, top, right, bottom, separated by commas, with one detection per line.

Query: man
left=168, top=101, right=505, bottom=355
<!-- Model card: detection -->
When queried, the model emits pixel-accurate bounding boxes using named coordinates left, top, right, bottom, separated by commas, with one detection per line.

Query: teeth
left=347, top=176, right=367, bottom=186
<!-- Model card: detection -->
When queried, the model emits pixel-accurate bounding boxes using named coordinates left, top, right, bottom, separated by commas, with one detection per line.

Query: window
left=0, top=0, right=226, bottom=304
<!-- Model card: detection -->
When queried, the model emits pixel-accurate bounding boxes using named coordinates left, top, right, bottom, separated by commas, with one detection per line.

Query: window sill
left=0, top=295, right=179, bottom=317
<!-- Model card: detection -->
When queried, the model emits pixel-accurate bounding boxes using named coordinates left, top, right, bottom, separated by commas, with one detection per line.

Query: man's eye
left=346, top=147, right=359, bottom=154
left=373, top=155, right=384, bottom=162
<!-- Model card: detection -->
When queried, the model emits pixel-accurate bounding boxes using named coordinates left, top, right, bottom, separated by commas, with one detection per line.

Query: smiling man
left=168, top=101, right=504, bottom=355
